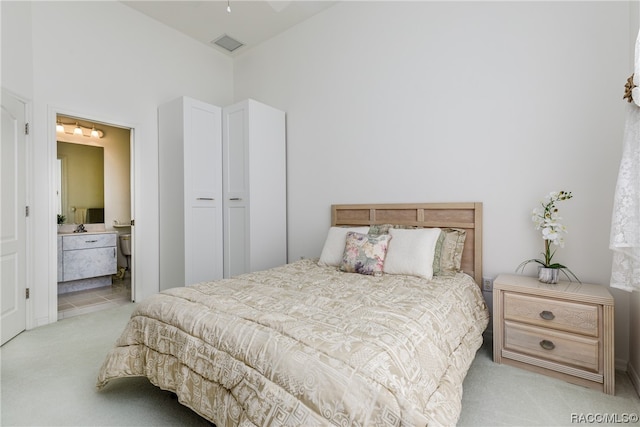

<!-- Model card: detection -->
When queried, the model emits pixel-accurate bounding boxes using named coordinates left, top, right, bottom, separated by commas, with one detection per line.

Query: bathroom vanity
left=57, top=231, right=117, bottom=293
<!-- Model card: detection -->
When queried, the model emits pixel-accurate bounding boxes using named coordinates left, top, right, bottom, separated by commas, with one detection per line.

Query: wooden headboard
left=331, top=202, right=483, bottom=286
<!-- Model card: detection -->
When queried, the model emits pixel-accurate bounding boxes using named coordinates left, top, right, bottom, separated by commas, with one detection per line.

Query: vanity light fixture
left=56, top=120, right=104, bottom=138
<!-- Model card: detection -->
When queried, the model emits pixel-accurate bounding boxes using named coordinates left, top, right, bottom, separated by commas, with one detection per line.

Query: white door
left=1, top=90, right=28, bottom=345
left=185, top=100, right=223, bottom=285
left=222, top=103, right=249, bottom=278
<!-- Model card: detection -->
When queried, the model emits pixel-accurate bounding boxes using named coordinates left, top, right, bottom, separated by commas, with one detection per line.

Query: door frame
left=47, top=106, right=138, bottom=322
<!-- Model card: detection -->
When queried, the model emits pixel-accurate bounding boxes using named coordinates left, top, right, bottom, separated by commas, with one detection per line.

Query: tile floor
left=58, top=276, right=132, bottom=320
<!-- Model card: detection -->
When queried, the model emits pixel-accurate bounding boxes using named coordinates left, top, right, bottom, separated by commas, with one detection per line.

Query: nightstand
left=493, top=274, right=615, bottom=395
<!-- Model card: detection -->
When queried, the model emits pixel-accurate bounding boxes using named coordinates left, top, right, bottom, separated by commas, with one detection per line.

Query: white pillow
left=318, top=226, right=370, bottom=266
left=383, top=228, right=441, bottom=279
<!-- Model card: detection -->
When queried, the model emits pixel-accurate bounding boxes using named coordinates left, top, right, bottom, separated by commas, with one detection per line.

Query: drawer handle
left=196, top=197, right=214, bottom=201
left=539, top=310, right=555, bottom=321
left=539, top=339, right=556, bottom=351
left=229, top=198, right=242, bottom=201
left=85, top=240, right=98, bottom=243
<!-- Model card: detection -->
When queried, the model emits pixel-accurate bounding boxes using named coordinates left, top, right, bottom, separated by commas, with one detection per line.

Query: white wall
left=2, top=0, right=637, bottom=373
left=2, top=1, right=233, bottom=326
left=234, top=2, right=632, bottom=364
left=1, top=2, right=33, bottom=99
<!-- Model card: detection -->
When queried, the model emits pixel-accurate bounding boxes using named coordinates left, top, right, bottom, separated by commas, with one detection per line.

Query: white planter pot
left=538, top=267, right=559, bottom=284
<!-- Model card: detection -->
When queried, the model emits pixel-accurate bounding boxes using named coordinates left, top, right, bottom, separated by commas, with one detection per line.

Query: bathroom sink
left=57, top=229, right=114, bottom=235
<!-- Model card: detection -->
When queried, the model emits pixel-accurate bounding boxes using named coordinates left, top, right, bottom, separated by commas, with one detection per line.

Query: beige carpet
left=1, top=303, right=638, bottom=426
left=458, top=336, right=640, bottom=426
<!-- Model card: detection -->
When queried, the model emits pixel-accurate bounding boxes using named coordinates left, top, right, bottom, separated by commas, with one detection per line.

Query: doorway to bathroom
left=55, top=113, right=134, bottom=319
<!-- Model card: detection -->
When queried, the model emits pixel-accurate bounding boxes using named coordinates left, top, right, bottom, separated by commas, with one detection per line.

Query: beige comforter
left=97, top=259, right=489, bottom=426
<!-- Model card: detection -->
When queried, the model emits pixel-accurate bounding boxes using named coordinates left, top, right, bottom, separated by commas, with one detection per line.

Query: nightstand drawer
left=504, top=293, right=599, bottom=336
left=504, top=321, right=599, bottom=372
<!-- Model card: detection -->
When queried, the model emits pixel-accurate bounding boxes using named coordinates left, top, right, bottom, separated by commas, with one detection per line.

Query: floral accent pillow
left=340, top=232, right=391, bottom=276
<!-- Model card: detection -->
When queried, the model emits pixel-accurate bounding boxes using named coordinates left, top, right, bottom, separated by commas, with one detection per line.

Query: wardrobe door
left=222, top=103, right=249, bottom=278
left=223, top=99, right=286, bottom=278
left=159, top=97, right=223, bottom=290
left=245, top=100, right=286, bottom=273
left=184, top=100, right=223, bottom=286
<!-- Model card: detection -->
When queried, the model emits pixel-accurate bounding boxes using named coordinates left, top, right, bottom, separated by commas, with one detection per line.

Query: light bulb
left=91, top=126, right=100, bottom=138
left=73, top=123, right=83, bottom=135
left=56, top=121, right=64, bottom=132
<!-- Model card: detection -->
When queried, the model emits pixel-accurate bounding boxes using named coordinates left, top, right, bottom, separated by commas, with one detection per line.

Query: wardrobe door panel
left=225, top=204, right=248, bottom=278
left=224, top=108, right=247, bottom=196
left=188, top=105, right=221, bottom=200
left=186, top=205, right=222, bottom=285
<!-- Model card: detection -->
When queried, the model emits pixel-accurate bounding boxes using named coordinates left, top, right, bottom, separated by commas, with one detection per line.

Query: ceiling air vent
left=211, top=34, right=244, bottom=53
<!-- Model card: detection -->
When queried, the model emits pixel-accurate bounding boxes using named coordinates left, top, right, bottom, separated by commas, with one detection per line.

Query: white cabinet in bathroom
left=60, top=233, right=117, bottom=282
left=57, top=236, right=63, bottom=282
left=222, top=99, right=287, bottom=278
left=158, top=97, right=224, bottom=290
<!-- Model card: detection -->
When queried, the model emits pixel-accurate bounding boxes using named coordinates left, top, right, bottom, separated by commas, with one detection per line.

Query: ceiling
left=121, top=1, right=338, bottom=56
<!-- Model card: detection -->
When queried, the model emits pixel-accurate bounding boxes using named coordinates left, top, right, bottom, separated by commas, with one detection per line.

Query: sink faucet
left=74, top=224, right=86, bottom=233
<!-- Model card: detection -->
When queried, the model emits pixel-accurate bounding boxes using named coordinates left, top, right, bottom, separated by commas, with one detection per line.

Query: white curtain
left=610, top=30, right=640, bottom=292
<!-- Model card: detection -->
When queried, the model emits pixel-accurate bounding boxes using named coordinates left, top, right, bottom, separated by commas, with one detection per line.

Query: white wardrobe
left=158, top=97, right=286, bottom=290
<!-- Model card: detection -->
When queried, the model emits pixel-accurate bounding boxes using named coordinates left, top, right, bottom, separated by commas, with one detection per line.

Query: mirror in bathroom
left=56, top=142, right=104, bottom=224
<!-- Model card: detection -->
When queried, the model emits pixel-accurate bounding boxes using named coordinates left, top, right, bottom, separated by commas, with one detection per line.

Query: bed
left=97, top=202, right=489, bottom=426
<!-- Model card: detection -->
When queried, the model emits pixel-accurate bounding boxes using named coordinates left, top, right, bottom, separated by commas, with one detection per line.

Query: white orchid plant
left=517, top=190, right=580, bottom=282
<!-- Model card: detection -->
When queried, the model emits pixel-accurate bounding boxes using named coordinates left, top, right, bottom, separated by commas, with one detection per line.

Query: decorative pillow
left=368, top=224, right=416, bottom=235
left=435, top=228, right=467, bottom=276
left=369, top=225, right=466, bottom=277
left=383, top=228, right=441, bottom=279
left=432, top=231, right=446, bottom=276
left=340, top=232, right=391, bottom=276
left=318, top=226, right=370, bottom=266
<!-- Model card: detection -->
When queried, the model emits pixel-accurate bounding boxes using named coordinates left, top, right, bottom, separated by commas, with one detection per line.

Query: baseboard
left=617, top=357, right=629, bottom=372
left=34, top=316, right=50, bottom=328
left=483, top=325, right=493, bottom=341
left=628, top=361, right=640, bottom=398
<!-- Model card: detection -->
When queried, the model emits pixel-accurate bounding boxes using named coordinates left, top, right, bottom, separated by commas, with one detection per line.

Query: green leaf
left=516, top=259, right=546, bottom=273
left=516, top=260, right=581, bottom=283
